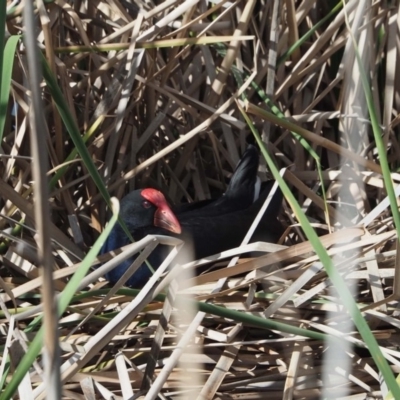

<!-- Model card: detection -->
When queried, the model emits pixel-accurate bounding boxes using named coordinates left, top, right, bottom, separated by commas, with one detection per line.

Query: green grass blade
left=40, top=55, right=134, bottom=242
left=0, top=199, right=119, bottom=400
left=344, top=14, right=400, bottom=237
left=0, top=35, right=20, bottom=142
left=48, top=115, right=104, bottom=190
left=250, top=82, right=330, bottom=226
left=212, top=41, right=331, bottom=227
left=238, top=103, right=400, bottom=399
left=277, top=2, right=343, bottom=66
left=343, top=10, right=400, bottom=399
left=0, top=0, right=6, bottom=91
left=39, top=54, right=111, bottom=208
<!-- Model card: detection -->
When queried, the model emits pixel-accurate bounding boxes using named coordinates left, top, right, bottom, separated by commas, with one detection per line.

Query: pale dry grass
left=1, top=1, right=400, bottom=399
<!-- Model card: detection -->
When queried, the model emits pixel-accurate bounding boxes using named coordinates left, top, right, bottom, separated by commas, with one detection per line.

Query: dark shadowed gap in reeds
left=1, top=1, right=400, bottom=399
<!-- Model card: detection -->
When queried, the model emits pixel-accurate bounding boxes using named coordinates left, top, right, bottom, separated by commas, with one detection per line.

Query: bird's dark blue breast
left=104, top=249, right=166, bottom=288
left=100, top=224, right=171, bottom=288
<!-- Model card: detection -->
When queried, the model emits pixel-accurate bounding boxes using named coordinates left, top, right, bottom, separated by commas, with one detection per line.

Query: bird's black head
left=100, top=188, right=181, bottom=258
left=119, top=188, right=181, bottom=234
left=100, top=188, right=181, bottom=287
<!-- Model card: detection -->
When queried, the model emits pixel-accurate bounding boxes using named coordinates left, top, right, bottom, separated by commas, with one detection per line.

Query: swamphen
left=100, top=188, right=182, bottom=286
left=101, top=145, right=283, bottom=287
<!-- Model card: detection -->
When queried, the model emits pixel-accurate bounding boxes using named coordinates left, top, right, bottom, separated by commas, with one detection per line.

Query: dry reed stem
left=1, top=1, right=400, bottom=398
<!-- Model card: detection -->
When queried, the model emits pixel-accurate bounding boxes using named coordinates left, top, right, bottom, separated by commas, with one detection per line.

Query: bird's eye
left=142, top=200, right=152, bottom=209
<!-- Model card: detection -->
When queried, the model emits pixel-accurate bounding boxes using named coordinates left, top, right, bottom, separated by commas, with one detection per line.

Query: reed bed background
left=1, top=0, right=400, bottom=399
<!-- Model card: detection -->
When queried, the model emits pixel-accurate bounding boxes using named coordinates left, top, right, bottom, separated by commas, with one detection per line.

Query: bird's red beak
left=141, top=188, right=182, bottom=234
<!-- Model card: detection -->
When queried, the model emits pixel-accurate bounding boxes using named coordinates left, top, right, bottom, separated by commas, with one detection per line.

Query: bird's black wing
left=176, top=181, right=284, bottom=259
